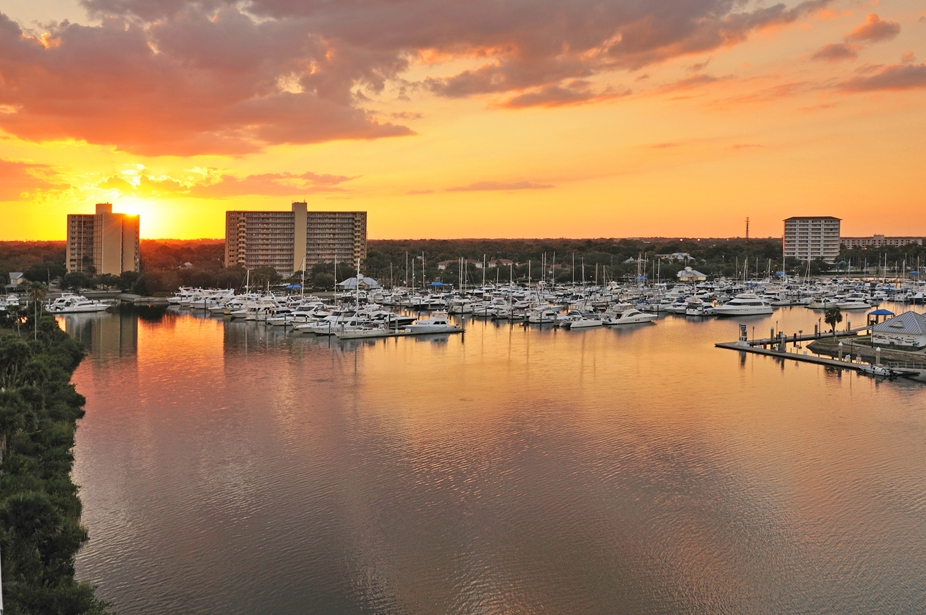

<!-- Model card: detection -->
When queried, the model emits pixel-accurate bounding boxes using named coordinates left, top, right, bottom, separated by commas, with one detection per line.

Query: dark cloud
left=447, top=180, right=554, bottom=192
left=0, top=158, right=70, bottom=200
left=839, top=63, right=926, bottom=92
left=656, top=73, right=729, bottom=94
left=0, top=11, right=412, bottom=156
left=686, top=57, right=712, bottom=73
left=845, top=14, right=901, bottom=43
left=499, top=83, right=630, bottom=109
left=811, top=43, right=863, bottom=62
left=2, top=0, right=836, bottom=154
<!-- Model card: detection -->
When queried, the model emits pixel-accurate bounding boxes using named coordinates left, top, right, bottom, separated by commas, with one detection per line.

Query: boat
left=603, top=308, right=658, bottom=325
left=402, top=312, right=462, bottom=334
left=711, top=293, right=774, bottom=317
left=47, top=295, right=111, bottom=313
left=566, top=315, right=604, bottom=329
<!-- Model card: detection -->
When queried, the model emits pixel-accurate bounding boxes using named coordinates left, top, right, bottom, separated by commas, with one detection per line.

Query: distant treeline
left=0, top=312, right=112, bottom=613
left=3, top=237, right=925, bottom=293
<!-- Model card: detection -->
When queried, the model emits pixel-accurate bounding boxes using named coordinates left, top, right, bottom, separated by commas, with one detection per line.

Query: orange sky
left=1, top=0, right=924, bottom=240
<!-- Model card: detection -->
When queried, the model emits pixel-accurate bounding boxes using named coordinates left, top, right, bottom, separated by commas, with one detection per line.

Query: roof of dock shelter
left=868, top=309, right=894, bottom=316
left=872, top=311, right=926, bottom=335
left=337, top=276, right=381, bottom=289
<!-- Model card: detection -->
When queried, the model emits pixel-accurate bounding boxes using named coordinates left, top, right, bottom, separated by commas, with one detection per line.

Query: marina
left=59, top=295, right=926, bottom=615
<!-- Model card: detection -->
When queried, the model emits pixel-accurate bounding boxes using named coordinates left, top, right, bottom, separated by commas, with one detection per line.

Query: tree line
left=5, top=237, right=925, bottom=295
left=0, top=304, right=112, bottom=614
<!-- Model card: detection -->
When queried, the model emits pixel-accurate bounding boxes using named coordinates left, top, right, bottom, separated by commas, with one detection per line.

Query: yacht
left=47, top=294, right=111, bottom=313
left=712, top=293, right=773, bottom=317
left=402, top=312, right=462, bottom=334
left=835, top=293, right=871, bottom=310
left=603, top=308, right=657, bottom=325
left=566, top=314, right=604, bottom=329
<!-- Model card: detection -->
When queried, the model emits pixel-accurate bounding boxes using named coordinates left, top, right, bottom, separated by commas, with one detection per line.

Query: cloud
left=0, top=158, right=70, bottom=201
left=839, top=63, right=926, bottom=92
left=797, top=102, right=837, bottom=112
left=817, top=9, right=854, bottom=20
left=187, top=171, right=357, bottom=198
left=499, top=83, right=631, bottom=109
left=845, top=13, right=900, bottom=42
left=901, top=51, right=916, bottom=64
left=650, top=142, right=681, bottom=149
left=406, top=189, right=433, bottom=195
left=686, top=57, right=712, bottom=73
left=811, top=43, right=863, bottom=62
left=0, top=11, right=413, bottom=156
left=447, top=180, right=554, bottom=192
left=732, top=143, right=763, bottom=150
left=92, top=169, right=356, bottom=198
left=655, top=73, right=730, bottom=94
left=0, top=0, right=840, bottom=155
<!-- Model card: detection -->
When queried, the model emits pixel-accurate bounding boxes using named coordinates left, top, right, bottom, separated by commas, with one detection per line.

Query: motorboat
left=836, top=293, right=871, bottom=310
left=402, top=312, right=462, bottom=334
left=603, top=308, right=657, bottom=325
left=566, top=315, right=604, bottom=329
left=47, top=295, right=111, bottom=313
left=712, top=293, right=773, bottom=317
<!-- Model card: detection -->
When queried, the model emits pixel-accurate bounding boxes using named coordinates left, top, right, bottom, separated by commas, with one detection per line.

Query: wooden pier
left=715, top=340, right=924, bottom=380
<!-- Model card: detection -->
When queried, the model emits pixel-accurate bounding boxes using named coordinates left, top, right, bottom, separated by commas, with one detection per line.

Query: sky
left=1, top=0, right=924, bottom=240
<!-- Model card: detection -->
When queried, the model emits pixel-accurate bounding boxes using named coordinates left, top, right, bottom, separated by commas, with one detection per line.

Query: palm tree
left=28, top=282, right=48, bottom=340
left=824, top=306, right=842, bottom=337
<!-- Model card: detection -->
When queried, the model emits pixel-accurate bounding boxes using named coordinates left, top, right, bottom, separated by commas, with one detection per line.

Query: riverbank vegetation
left=0, top=309, right=112, bottom=614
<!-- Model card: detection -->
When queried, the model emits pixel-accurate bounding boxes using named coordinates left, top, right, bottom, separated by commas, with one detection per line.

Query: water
left=63, top=305, right=926, bottom=614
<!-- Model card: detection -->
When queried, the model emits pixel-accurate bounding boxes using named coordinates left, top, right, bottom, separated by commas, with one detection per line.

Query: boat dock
left=743, top=325, right=872, bottom=348
left=716, top=324, right=925, bottom=380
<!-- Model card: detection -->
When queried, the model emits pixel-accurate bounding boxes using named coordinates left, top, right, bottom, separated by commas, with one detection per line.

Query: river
left=63, top=304, right=926, bottom=614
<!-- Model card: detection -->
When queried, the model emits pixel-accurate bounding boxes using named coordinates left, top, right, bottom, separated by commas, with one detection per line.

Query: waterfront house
left=677, top=267, right=707, bottom=282
left=871, top=311, right=926, bottom=349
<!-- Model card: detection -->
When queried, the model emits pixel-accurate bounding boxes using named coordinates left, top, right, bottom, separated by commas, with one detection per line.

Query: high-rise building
left=66, top=203, right=140, bottom=275
left=783, top=216, right=841, bottom=264
left=225, top=202, right=367, bottom=276
left=841, top=235, right=924, bottom=249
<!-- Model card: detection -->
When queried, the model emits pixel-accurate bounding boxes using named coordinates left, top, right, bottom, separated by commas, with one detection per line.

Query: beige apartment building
left=783, top=216, right=841, bottom=264
left=66, top=203, right=140, bottom=275
left=841, top=235, right=924, bottom=249
left=225, top=202, right=367, bottom=276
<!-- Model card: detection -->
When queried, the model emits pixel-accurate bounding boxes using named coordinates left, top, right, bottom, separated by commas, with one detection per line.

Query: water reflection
left=58, top=310, right=138, bottom=360
left=68, top=304, right=926, bottom=615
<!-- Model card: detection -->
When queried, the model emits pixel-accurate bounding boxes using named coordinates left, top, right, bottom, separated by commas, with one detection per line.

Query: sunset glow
left=1, top=0, right=924, bottom=240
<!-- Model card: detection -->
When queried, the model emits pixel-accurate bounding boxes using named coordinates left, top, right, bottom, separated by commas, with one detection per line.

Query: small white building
left=677, top=267, right=707, bottom=282
left=871, top=311, right=926, bottom=349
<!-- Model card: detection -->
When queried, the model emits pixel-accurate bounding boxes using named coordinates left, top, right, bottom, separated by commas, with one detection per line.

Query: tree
left=824, top=306, right=842, bottom=336
left=61, top=272, right=88, bottom=291
left=28, top=282, right=47, bottom=341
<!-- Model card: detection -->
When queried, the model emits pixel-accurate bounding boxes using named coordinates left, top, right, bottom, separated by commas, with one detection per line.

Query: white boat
left=807, top=297, right=838, bottom=309
left=567, top=315, right=604, bottom=329
left=402, top=312, right=462, bottom=334
left=604, top=308, right=657, bottom=325
left=836, top=293, right=871, bottom=310
left=47, top=295, right=111, bottom=313
left=712, top=293, right=773, bottom=317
